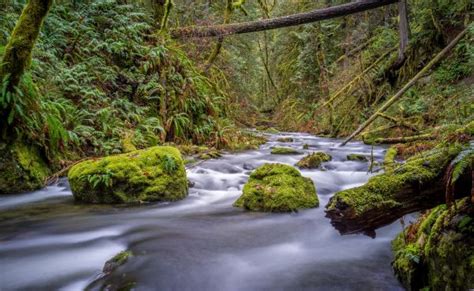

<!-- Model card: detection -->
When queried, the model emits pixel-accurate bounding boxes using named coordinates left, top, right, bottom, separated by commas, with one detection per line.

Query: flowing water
left=0, top=132, right=408, bottom=290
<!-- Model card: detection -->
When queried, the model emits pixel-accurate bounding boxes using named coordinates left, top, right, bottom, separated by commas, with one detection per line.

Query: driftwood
left=340, top=27, right=470, bottom=146
left=172, top=0, right=398, bottom=38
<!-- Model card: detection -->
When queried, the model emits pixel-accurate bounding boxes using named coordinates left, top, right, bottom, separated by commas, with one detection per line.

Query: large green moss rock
left=392, top=198, right=473, bottom=290
left=68, top=146, right=188, bottom=204
left=296, top=152, right=332, bottom=169
left=0, top=141, right=50, bottom=194
left=234, top=163, right=318, bottom=212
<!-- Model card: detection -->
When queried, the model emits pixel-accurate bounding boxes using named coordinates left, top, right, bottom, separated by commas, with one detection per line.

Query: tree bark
left=0, top=0, right=53, bottom=90
left=172, top=0, right=398, bottom=38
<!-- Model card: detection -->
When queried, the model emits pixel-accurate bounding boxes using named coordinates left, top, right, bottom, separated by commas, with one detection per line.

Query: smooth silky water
left=0, top=133, right=407, bottom=290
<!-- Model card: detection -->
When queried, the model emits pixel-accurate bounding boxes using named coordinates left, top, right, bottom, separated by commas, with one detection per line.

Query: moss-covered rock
left=103, top=250, right=133, bottom=274
left=277, top=137, right=294, bottom=142
left=234, top=163, right=318, bottom=212
left=346, top=153, right=368, bottom=162
left=271, top=147, right=301, bottom=155
left=392, top=198, right=473, bottom=290
left=0, top=141, right=50, bottom=194
left=68, top=146, right=188, bottom=204
left=296, top=152, right=332, bottom=169
left=326, top=145, right=471, bottom=234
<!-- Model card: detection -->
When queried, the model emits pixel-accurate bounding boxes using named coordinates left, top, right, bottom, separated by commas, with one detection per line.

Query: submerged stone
left=391, top=198, right=473, bottom=290
left=271, top=147, right=301, bottom=155
left=68, top=146, right=188, bottom=204
left=277, top=137, right=294, bottom=142
left=296, top=152, right=332, bottom=169
left=346, top=153, right=367, bottom=162
left=234, top=163, right=318, bottom=212
left=0, top=141, right=50, bottom=194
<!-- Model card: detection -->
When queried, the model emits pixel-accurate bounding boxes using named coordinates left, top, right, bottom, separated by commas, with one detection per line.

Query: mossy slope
left=68, top=146, right=188, bottom=204
left=234, top=163, right=318, bottom=212
left=392, top=198, right=473, bottom=290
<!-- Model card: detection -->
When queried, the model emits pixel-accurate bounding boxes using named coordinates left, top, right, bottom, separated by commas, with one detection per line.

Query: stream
left=0, top=132, right=407, bottom=290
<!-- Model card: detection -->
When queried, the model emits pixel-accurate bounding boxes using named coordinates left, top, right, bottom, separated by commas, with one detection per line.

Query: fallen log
left=325, top=145, right=472, bottom=236
left=172, top=0, right=397, bottom=38
left=373, top=133, right=434, bottom=144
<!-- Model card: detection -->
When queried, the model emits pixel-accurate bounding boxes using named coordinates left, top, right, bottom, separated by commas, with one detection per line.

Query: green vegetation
left=296, top=152, right=332, bottom=169
left=271, top=147, right=301, bottom=155
left=68, top=146, right=187, bottom=204
left=234, top=163, right=318, bottom=212
left=392, top=198, right=473, bottom=290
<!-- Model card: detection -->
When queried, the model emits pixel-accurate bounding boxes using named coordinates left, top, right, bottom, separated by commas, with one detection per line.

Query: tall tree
left=0, top=0, right=53, bottom=91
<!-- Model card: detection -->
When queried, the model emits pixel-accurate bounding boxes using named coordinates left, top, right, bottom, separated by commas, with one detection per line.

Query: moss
left=103, top=250, right=132, bottom=274
left=302, top=144, right=309, bottom=150
left=68, top=146, right=188, bottom=204
left=271, top=147, right=301, bottom=155
left=296, top=152, right=332, bottom=169
left=392, top=198, right=474, bottom=290
left=383, top=146, right=398, bottom=171
left=277, top=137, right=294, bottom=142
left=327, top=146, right=461, bottom=215
left=0, top=141, right=50, bottom=194
left=346, top=153, right=368, bottom=162
left=121, top=133, right=137, bottom=153
left=233, top=163, right=318, bottom=212
left=0, top=0, right=53, bottom=89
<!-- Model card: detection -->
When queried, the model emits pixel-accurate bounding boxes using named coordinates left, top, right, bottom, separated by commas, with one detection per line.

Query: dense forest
left=0, top=0, right=472, bottom=290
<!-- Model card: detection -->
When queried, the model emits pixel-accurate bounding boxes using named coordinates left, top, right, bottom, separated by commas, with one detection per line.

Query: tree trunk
left=0, top=0, right=53, bottom=90
left=172, top=0, right=398, bottom=38
left=395, top=0, right=409, bottom=65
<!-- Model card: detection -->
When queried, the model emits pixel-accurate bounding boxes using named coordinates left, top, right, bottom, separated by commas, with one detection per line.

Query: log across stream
left=0, top=132, right=408, bottom=290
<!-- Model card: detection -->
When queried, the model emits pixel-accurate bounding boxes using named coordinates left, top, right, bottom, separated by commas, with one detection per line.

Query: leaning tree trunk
left=172, top=0, right=398, bottom=38
left=0, top=0, right=53, bottom=91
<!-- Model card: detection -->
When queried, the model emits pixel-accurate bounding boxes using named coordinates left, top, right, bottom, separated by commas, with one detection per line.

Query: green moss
left=346, top=153, right=368, bottom=162
left=271, top=147, right=301, bottom=155
left=277, top=137, right=294, bottom=142
left=383, top=147, right=398, bottom=172
left=0, top=141, right=50, bottom=194
left=296, top=152, right=332, bottom=169
left=121, top=133, right=137, bottom=153
left=68, top=146, right=188, bottom=204
left=302, top=144, right=309, bottom=150
left=233, top=163, right=318, bottom=212
left=327, top=146, right=461, bottom=215
left=0, top=0, right=53, bottom=89
left=103, top=250, right=132, bottom=274
left=392, top=198, right=474, bottom=290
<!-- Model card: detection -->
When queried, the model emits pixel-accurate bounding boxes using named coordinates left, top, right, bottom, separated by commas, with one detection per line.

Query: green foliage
left=1, top=0, right=230, bottom=164
left=449, top=144, right=473, bottom=185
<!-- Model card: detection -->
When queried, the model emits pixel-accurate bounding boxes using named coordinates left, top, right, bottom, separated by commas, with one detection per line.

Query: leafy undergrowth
left=0, top=1, right=260, bottom=172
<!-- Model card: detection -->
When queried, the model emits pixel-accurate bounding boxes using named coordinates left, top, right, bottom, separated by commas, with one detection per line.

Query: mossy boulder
left=326, top=145, right=472, bottom=234
left=234, top=163, right=318, bottom=212
left=392, top=198, right=473, bottom=290
left=0, top=141, right=50, bottom=194
left=277, top=137, right=294, bottom=142
left=346, top=153, right=368, bottom=162
left=68, top=146, right=188, bottom=204
left=296, top=152, right=332, bottom=169
left=103, top=251, right=132, bottom=274
left=271, top=147, right=301, bottom=155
